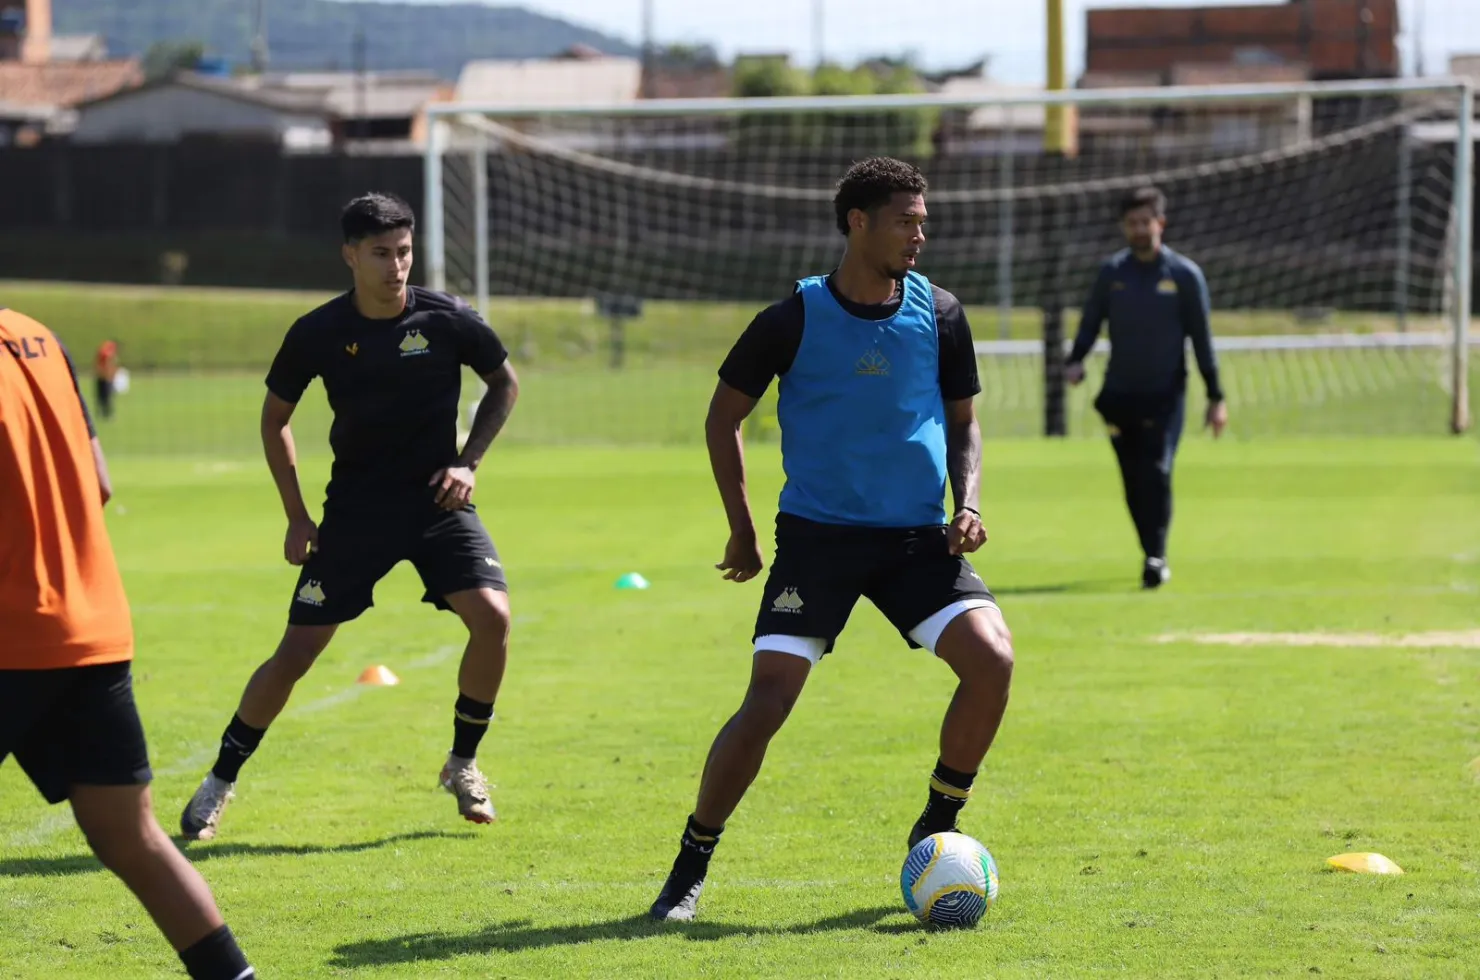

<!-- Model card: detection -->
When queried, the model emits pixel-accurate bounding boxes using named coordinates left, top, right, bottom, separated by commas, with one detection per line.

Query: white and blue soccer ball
left=900, top=831, right=999, bottom=928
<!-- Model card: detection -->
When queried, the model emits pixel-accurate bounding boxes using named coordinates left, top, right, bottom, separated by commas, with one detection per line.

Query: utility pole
left=813, top=0, right=824, bottom=69
left=640, top=0, right=654, bottom=98
left=1413, top=0, right=1426, bottom=77
left=353, top=24, right=368, bottom=141
left=250, top=0, right=269, bottom=73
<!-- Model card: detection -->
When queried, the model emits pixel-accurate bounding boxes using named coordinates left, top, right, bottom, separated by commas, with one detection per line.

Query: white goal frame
left=424, top=77, right=1475, bottom=433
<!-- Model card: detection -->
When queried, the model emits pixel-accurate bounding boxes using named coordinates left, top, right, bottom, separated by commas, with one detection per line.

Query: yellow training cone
left=1326, top=852, right=1403, bottom=875
left=356, top=665, right=400, bottom=686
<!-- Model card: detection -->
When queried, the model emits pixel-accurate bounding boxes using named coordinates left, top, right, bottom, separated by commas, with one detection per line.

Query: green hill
left=53, top=0, right=640, bottom=79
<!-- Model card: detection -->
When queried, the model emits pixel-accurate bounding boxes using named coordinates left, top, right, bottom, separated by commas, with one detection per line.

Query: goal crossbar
left=425, top=76, right=1471, bottom=121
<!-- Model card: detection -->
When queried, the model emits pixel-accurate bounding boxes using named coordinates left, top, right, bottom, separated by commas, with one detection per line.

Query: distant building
left=1084, top=0, right=1399, bottom=83
left=0, top=0, right=49, bottom=63
left=931, top=68, right=1048, bottom=156
left=71, top=70, right=451, bottom=152
left=0, top=0, right=140, bottom=146
left=47, top=33, right=106, bottom=63
left=454, top=50, right=642, bottom=108
left=71, top=73, right=333, bottom=149
left=239, top=70, right=452, bottom=150
left=1450, top=54, right=1480, bottom=86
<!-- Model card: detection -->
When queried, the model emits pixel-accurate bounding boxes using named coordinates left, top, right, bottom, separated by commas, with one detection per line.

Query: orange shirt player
left=94, top=337, right=120, bottom=418
left=0, top=308, right=256, bottom=980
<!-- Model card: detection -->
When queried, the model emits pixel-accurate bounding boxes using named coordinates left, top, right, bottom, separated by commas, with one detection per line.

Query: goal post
left=425, top=77, right=1474, bottom=444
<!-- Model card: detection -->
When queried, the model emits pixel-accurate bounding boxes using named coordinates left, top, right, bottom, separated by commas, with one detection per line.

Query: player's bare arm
left=433, top=360, right=520, bottom=511
left=91, top=436, right=113, bottom=506
left=260, top=390, right=316, bottom=565
left=705, top=380, right=762, bottom=582
left=945, top=397, right=986, bottom=555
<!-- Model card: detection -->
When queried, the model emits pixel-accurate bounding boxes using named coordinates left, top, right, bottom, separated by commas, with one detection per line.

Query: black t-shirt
left=718, top=276, right=981, bottom=401
left=265, top=286, right=508, bottom=502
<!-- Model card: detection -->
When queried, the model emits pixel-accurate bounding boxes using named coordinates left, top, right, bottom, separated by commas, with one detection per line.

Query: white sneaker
left=439, top=756, right=496, bottom=824
left=179, top=773, right=235, bottom=841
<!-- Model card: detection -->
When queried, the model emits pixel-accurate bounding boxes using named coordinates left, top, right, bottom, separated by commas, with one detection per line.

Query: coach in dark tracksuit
left=1066, top=187, right=1228, bottom=589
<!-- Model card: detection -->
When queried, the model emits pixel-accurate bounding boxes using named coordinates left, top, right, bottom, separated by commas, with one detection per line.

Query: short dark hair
left=1120, top=186, right=1166, bottom=219
left=341, top=192, right=416, bottom=243
left=833, top=157, right=928, bottom=236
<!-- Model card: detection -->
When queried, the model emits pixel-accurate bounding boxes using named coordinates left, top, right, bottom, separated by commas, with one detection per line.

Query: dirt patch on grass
left=1155, top=630, right=1480, bottom=648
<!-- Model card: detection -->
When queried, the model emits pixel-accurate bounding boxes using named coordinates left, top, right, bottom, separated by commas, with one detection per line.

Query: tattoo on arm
left=457, top=368, right=518, bottom=470
left=947, top=414, right=982, bottom=515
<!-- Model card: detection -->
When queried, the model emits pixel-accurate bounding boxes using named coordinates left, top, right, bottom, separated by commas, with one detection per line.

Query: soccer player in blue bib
left=649, top=158, right=1015, bottom=921
left=1065, top=187, right=1228, bottom=589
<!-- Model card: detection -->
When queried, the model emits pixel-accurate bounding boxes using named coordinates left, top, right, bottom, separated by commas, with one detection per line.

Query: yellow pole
left=1041, top=0, right=1072, bottom=435
left=1044, top=0, right=1075, bottom=155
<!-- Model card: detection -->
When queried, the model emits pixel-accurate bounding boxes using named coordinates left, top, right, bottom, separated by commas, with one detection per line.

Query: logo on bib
left=855, top=349, right=891, bottom=376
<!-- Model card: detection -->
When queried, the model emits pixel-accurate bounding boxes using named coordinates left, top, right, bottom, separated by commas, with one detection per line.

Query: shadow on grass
left=991, top=578, right=1127, bottom=597
left=330, top=904, right=906, bottom=966
left=0, top=829, right=471, bottom=878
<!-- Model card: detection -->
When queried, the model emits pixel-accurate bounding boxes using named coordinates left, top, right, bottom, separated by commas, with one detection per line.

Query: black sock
left=211, top=715, right=266, bottom=783
left=451, top=694, right=495, bottom=761
left=916, top=760, right=976, bottom=834
left=179, top=924, right=253, bottom=980
left=673, top=814, right=723, bottom=878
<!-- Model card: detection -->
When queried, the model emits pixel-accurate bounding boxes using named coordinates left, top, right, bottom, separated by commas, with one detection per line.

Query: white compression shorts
left=755, top=597, right=1000, bottom=665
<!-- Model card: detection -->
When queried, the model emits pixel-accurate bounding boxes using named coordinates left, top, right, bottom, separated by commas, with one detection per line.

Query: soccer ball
left=900, top=831, right=999, bottom=928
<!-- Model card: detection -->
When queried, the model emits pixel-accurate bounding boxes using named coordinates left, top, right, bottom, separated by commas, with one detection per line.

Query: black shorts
left=288, top=497, right=508, bottom=626
left=752, top=513, right=997, bottom=657
left=0, top=662, right=153, bottom=805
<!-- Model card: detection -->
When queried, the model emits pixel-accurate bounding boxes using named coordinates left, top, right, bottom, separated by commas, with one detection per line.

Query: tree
left=732, top=56, right=809, bottom=98
left=143, top=39, right=206, bottom=82
left=734, top=58, right=938, bottom=159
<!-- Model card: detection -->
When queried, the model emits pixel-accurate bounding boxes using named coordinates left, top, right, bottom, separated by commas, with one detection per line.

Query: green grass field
left=2, top=435, right=1479, bottom=978
left=3, top=280, right=1479, bottom=976
left=1, top=279, right=1443, bottom=372
left=2, top=278, right=1469, bottom=451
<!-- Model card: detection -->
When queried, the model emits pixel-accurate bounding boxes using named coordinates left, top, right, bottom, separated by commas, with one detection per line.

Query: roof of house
left=455, top=56, right=642, bottom=107
left=48, top=34, right=109, bottom=62
left=222, top=71, right=448, bottom=119
left=74, top=71, right=328, bottom=115
left=253, top=69, right=443, bottom=91
left=320, top=82, right=451, bottom=119
left=0, top=59, right=142, bottom=108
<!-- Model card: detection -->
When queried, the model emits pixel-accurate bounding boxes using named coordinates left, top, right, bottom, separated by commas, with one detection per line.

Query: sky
left=405, top=0, right=1480, bottom=84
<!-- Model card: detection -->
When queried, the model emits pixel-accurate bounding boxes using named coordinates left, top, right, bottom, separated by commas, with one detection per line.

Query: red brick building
left=1085, top=0, right=1399, bottom=84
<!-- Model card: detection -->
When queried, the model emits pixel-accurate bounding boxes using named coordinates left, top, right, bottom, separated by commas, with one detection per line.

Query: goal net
left=427, top=80, right=1474, bottom=445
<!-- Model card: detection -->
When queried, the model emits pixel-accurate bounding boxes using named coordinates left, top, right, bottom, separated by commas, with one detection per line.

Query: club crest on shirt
left=855, top=348, right=890, bottom=376
left=399, top=330, right=430, bottom=356
left=345, top=342, right=359, bottom=356
left=1157, top=278, right=1178, bottom=295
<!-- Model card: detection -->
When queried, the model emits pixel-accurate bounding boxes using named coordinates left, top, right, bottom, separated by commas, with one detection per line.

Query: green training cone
left=615, top=572, right=650, bottom=590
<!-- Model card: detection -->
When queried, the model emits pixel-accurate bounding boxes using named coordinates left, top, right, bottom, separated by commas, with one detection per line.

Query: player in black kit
left=180, top=193, right=519, bottom=839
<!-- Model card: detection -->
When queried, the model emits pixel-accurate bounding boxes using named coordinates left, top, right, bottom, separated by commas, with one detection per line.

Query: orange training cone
left=357, top=665, right=400, bottom=686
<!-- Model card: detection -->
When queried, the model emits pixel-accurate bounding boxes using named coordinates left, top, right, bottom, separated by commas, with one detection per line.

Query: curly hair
left=832, top=157, right=928, bottom=236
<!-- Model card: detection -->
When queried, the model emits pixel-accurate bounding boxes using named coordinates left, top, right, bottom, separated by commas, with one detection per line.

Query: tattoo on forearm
left=947, top=421, right=982, bottom=513
left=459, top=377, right=516, bottom=467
